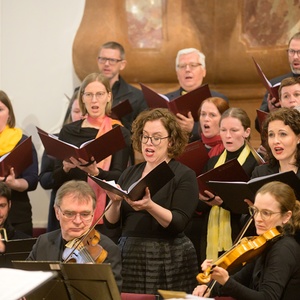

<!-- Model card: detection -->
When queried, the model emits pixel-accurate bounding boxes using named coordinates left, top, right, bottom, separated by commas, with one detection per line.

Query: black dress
left=105, top=160, right=199, bottom=294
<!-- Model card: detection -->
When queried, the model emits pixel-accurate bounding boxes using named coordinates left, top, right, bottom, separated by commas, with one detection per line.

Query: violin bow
left=245, top=139, right=265, bottom=165
left=202, top=215, right=254, bottom=296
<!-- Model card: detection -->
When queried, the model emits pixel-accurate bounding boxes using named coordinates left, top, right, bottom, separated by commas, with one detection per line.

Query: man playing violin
left=27, top=180, right=122, bottom=291
left=193, top=181, right=300, bottom=300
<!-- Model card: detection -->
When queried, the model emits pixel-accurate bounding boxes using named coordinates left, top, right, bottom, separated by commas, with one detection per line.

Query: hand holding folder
left=89, top=161, right=175, bottom=201
left=140, top=83, right=211, bottom=121
left=0, top=137, right=33, bottom=178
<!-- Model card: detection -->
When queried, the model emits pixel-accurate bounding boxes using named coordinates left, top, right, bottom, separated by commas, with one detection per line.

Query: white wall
left=0, top=0, right=85, bottom=227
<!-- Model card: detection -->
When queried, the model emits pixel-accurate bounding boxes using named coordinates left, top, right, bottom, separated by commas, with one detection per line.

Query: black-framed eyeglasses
left=248, top=206, right=281, bottom=221
left=98, top=57, right=122, bottom=65
left=57, top=206, right=93, bottom=221
left=177, top=63, right=202, bottom=70
left=83, top=91, right=107, bottom=100
left=286, top=49, right=300, bottom=57
left=140, top=134, right=169, bottom=146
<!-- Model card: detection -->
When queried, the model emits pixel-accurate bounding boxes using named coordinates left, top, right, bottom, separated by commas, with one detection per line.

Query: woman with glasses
left=52, top=73, right=131, bottom=242
left=193, top=181, right=300, bottom=299
left=104, top=108, right=199, bottom=294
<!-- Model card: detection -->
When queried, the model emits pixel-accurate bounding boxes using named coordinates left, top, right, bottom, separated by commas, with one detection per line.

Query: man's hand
left=176, top=111, right=194, bottom=133
left=267, top=94, right=280, bottom=112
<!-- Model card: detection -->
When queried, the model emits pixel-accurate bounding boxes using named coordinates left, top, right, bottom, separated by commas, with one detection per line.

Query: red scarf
left=201, top=133, right=224, bottom=158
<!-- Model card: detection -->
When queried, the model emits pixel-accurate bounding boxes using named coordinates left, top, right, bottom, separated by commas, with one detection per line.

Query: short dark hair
left=0, top=182, right=11, bottom=201
left=99, top=41, right=125, bottom=60
left=279, top=77, right=300, bottom=99
left=288, top=32, right=300, bottom=46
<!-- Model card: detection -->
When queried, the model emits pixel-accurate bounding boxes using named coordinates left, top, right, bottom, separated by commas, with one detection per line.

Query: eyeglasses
left=98, top=57, right=122, bottom=65
left=140, top=134, right=169, bottom=146
left=57, top=206, right=93, bottom=221
left=286, top=49, right=300, bottom=57
left=83, top=92, right=107, bottom=100
left=248, top=206, right=281, bottom=221
left=177, top=63, right=202, bottom=70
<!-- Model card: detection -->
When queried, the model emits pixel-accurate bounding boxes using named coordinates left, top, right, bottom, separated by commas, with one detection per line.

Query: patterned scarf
left=86, top=116, right=122, bottom=225
left=0, top=126, right=22, bottom=156
left=206, top=143, right=251, bottom=261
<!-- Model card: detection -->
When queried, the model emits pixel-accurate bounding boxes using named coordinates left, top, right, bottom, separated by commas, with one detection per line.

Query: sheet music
left=0, top=268, right=56, bottom=300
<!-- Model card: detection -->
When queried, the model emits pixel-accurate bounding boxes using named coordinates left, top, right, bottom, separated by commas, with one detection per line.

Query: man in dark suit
left=26, top=180, right=122, bottom=291
left=166, top=48, right=228, bottom=141
left=97, top=41, right=147, bottom=132
left=0, top=182, right=30, bottom=240
left=255, top=31, right=300, bottom=131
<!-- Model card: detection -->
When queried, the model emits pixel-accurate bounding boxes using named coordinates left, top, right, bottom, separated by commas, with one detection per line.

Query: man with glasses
left=166, top=48, right=228, bottom=141
left=256, top=31, right=300, bottom=131
left=26, top=180, right=122, bottom=291
left=97, top=41, right=147, bottom=132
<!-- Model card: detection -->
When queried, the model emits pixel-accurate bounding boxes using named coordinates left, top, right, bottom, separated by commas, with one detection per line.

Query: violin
left=197, top=226, right=282, bottom=284
left=62, top=228, right=107, bottom=263
left=62, top=201, right=113, bottom=264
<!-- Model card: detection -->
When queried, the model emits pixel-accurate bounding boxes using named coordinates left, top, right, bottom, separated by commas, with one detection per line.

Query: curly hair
left=256, top=181, right=300, bottom=235
left=261, top=108, right=300, bottom=167
left=131, top=108, right=189, bottom=159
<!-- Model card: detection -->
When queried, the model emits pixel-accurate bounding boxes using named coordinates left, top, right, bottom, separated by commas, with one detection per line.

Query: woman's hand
left=201, top=259, right=213, bottom=271
left=124, top=187, right=153, bottom=211
left=199, top=190, right=223, bottom=207
left=68, top=156, right=100, bottom=176
left=211, top=266, right=229, bottom=286
left=192, top=285, right=211, bottom=297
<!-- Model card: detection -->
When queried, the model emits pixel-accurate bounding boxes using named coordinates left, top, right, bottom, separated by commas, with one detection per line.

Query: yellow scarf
left=87, top=116, right=123, bottom=225
left=0, top=126, right=22, bottom=156
left=206, top=143, right=251, bottom=261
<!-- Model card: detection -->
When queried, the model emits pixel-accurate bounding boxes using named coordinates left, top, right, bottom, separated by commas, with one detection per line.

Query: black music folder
left=197, top=158, right=249, bottom=194
left=207, top=171, right=300, bottom=214
left=89, top=161, right=175, bottom=201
